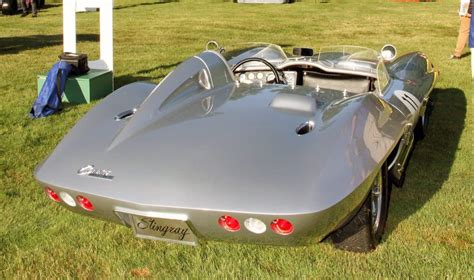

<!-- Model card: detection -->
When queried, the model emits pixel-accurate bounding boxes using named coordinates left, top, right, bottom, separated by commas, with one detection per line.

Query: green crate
left=37, top=69, right=114, bottom=104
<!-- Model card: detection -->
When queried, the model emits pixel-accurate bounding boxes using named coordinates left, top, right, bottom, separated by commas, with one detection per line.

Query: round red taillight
left=218, top=215, right=240, bottom=232
left=77, top=195, right=94, bottom=211
left=45, top=187, right=60, bottom=202
left=271, top=219, right=294, bottom=235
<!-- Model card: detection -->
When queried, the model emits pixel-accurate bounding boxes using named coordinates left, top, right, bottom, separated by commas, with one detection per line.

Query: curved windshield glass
left=376, top=62, right=390, bottom=94
left=222, top=43, right=288, bottom=66
left=216, top=42, right=388, bottom=89
left=317, top=46, right=379, bottom=75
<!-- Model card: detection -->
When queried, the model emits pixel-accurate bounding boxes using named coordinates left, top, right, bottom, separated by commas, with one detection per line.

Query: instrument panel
left=236, top=71, right=298, bottom=88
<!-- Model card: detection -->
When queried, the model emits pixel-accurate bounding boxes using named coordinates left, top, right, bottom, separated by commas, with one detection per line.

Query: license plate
left=130, top=215, right=198, bottom=245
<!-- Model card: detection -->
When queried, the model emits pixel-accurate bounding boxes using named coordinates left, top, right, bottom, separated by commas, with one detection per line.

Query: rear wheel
left=415, top=97, right=433, bottom=140
left=331, top=163, right=391, bottom=252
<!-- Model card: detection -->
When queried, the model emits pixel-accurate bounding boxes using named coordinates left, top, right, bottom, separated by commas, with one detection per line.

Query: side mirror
left=381, top=44, right=397, bottom=62
left=206, top=40, right=225, bottom=53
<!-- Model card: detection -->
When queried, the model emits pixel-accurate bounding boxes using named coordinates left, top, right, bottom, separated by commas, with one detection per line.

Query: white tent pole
left=63, top=0, right=76, bottom=53
left=100, top=0, right=114, bottom=71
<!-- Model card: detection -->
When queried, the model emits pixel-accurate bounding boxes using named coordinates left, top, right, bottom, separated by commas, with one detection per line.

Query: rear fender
left=387, top=52, right=437, bottom=81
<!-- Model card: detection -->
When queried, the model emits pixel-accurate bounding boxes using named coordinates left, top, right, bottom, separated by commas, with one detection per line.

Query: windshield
left=317, top=46, right=379, bottom=75
left=219, top=43, right=380, bottom=73
left=222, top=43, right=288, bottom=66
left=216, top=42, right=386, bottom=84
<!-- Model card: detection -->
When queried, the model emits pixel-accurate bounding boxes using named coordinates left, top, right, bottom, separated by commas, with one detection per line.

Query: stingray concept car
left=35, top=42, right=438, bottom=252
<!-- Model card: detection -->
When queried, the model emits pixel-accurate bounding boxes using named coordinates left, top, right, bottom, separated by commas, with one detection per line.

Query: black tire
left=331, top=163, right=391, bottom=252
left=391, top=168, right=406, bottom=188
left=414, top=115, right=426, bottom=140
left=414, top=98, right=433, bottom=140
left=1, top=0, right=18, bottom=15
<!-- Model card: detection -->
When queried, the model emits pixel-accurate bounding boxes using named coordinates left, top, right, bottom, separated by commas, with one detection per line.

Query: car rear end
left=37, top=176, right=373, bottom=246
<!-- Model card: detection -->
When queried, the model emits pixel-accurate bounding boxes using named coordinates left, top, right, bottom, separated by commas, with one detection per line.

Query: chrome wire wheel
left=371, top=171, right=383, bottom=234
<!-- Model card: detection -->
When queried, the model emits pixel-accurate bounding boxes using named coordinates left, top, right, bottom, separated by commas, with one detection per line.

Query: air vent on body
left=114, top=108, right=137, bottom=121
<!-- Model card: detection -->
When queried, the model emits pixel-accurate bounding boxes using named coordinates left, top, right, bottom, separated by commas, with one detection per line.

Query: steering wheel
left=231, top=57, right=283, bottom=84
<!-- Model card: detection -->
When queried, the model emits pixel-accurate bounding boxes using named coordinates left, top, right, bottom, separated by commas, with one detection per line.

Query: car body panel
left=35, top=44, right=437, bottom=245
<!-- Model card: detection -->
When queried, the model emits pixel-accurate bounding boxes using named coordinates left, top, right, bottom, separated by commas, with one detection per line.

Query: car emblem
left=77, top=164, right=114, bottom=180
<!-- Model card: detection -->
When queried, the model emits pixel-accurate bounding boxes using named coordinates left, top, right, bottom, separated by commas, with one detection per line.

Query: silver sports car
left=35, top=42, right=438, bottom=252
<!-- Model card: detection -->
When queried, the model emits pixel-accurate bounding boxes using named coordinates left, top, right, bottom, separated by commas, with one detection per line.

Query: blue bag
left=29, top=61, right=72, bottom=118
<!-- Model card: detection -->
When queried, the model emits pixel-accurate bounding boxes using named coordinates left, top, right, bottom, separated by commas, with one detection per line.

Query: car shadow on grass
left=385, top=87, right=466, bottom=237
left=0, top=34, right=99, bottom=55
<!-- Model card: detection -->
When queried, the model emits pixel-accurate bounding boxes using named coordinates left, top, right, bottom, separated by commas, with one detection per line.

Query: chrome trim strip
left=114, top=206, right=188, bottom=221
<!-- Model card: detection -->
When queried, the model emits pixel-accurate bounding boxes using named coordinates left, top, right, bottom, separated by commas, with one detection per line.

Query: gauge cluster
left=236, top=71, right=298, bottom=87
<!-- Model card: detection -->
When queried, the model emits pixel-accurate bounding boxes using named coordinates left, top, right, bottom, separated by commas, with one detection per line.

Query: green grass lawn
left=0, top=0, right=473, bottom=278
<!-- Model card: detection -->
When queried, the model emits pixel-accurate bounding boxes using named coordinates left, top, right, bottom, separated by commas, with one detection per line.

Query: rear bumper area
left=38, top=182, right=368, bottom=246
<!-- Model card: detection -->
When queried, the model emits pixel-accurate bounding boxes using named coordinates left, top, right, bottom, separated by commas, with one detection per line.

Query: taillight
left=77, top=195, right=94, bottom=211
left=270, top=219, right=294, bottom=235
left=45, top=187, right=60, bottom=202
left=218, top=215, right=240, bottom=232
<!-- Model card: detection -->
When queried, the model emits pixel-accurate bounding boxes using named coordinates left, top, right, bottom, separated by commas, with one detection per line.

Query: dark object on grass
left=1, top=0, right=18, bottom=15
left=30, top=61, right=72, bottom=118
left=59, top=52, right=90, bottom=75
left=1, top=0, right=45, bottom=15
